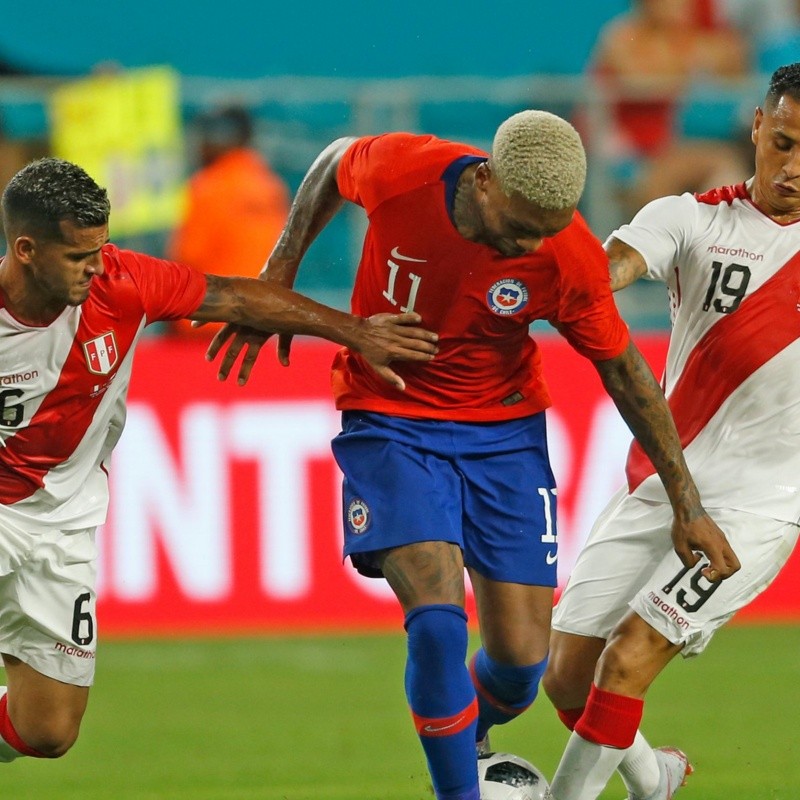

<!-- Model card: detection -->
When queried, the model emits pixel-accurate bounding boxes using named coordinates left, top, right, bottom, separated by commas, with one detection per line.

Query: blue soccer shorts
left=331, top=410, right=559, bottom=586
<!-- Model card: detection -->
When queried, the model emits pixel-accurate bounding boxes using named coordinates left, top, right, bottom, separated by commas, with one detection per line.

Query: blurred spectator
left=167, top=104, right=290, bottom=337
left=587, top=0, right=751, bottom=215
left=693, top=0, right=799, bottom=49
left=716, top=0, right=800, bottom=77
left=692, top=0, right=800, bottom=76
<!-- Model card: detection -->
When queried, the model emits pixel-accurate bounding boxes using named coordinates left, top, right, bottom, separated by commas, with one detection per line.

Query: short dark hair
left=195, top=105, right=253, bottom=148
left=1, top=157, right=110, bottom=242
left=765, top=63, right=800, bottom=110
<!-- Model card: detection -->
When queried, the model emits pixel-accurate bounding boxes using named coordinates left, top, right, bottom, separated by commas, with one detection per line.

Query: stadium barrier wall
left=96, top=335, right=799, bottom=634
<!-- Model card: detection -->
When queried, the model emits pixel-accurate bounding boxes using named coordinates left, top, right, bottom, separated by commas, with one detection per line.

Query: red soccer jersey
left=333, top=133, right=629, bottom=421
left=0, top=244, right=206, bottom=526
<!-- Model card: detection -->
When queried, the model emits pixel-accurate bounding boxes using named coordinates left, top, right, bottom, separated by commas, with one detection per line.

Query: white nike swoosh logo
left=390, top=246, right=427, bottom=263
left=546, top=551, right=558, bottom=565
left=423, top=716, right=464, bottom=733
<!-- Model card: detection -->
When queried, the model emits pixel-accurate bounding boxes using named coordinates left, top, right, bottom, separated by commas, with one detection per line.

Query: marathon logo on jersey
left=646, top=591, right=691, bottom=631
left=54, top=642, right=95, bottom=660
left=347, top=499, right=370, bottom=534
left=0, top=370, right=38, bottom=386
left=487, top=278, right=529, bottom=315
left=82, top=331, right=119, bottom=376
left=707, top=244, right=764, bottom=261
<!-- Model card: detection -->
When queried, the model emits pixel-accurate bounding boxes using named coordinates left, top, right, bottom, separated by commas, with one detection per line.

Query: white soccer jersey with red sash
left=613, top=184, right=800, bottom=523
left=0, top=244, right=206, bottom=530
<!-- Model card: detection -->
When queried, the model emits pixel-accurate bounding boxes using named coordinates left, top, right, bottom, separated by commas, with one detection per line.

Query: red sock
left=574, top=683, right=643, bottom=749
left=556, top=706, right=584, bottom=731
left=0, top=694, right=49, bottom=758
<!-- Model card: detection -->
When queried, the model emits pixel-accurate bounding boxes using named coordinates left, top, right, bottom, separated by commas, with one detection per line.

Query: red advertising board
left=96, top=333, right=799, bottom=634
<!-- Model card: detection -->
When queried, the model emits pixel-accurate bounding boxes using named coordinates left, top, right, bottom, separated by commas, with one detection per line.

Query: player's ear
left=474, top=161, right=491, bottom=190
left=751, top=107, right=763, bottom=146
left=13, top=235, right=36, bottom=264
left=474, top=161, right=497, bottom=202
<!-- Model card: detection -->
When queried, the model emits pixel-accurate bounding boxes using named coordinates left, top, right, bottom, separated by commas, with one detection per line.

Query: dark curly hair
left=1, top=157, right=110, bottom=242
left=765, top=63, right=800, bottom=110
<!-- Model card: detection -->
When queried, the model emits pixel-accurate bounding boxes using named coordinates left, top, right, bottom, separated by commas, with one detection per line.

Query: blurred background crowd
left=1, top=0, right=798, bottom=330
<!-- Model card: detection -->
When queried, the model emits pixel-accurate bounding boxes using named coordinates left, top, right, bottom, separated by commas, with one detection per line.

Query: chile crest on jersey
left=347, top=498, right=370, bottom=534
left=487, top=278, right=529, bottom=315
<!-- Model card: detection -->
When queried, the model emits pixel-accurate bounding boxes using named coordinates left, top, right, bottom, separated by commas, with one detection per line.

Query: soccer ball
left=478, top=751, right=550, bottom=800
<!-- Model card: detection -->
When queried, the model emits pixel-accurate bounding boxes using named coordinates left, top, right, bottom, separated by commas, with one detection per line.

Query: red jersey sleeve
left=549, top=214, right=630, bottom=361
left=105, top=245, right=208, bottom=323
left=337, top=133, right=459, bottom=214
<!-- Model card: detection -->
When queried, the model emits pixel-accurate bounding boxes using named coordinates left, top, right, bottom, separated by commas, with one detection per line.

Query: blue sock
left=405, top=604, right=480, bottom=800
left=469, top=648, right=548, bottom=743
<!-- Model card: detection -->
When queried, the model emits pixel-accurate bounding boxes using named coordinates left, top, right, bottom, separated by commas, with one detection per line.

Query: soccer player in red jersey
left=0, top=157, right=437, bottom=763
left=543, top=63, right=800, bottom=800
left=208, top=111, right=739, bottom=800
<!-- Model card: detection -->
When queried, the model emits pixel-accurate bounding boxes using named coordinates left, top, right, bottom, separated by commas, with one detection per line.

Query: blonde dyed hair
left=491, top=110, right=587, bottom=210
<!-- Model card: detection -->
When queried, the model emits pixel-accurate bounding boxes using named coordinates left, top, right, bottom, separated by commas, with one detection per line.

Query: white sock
left=550, top=730, right=628, bottom=800
left=618, top=731, right=660, bottom=798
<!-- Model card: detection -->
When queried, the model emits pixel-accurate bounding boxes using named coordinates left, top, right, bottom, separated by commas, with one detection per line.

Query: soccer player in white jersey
left=0, top=157, right=438, bottom=762
left=542, top=62, right=800, bottom=800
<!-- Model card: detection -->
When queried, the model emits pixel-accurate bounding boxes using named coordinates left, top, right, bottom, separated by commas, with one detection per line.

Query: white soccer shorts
left=553, top=487, right=799, bottom=656
left=0, top=517, right=97, bottom=686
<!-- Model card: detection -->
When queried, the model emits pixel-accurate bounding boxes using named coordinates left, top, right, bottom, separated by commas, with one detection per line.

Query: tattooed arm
left=204, top=137, right=357, bottom=384
left=190, top=274, right=437, bottom=391
left=606, top=236, right=648, bottom=292
left=602, top=232, right=740, bottom=579
left=594, top=341, right=740, bottom=580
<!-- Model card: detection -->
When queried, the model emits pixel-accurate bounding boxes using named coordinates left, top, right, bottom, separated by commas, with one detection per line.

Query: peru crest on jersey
left=82, top=332, right=119, bottom=375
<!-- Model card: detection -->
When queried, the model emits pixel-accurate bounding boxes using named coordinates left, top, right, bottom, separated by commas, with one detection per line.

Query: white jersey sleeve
left=609, top=193, right=699, bottom=285
left=607, top=194, right=700, bottom=326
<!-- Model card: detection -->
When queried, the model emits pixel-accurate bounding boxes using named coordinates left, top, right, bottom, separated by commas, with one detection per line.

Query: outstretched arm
left=206, top=136, right=358, bottom=383
left=192, top=274, right=437, bottom=392
left=593, top=341, right=740, bottom=581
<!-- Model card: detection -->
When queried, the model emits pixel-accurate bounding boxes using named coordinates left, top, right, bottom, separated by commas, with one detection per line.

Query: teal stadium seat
left=757, top=32, right=800, bottom=77
left=678, top=85, right=743, bottom=141
left=0, top=94, right=48, bottom=139
left=417, top=100, right=576, bottom=150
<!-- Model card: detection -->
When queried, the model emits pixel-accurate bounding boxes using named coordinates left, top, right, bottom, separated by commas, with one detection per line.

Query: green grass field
left=1, top=625, right=798, bottom=799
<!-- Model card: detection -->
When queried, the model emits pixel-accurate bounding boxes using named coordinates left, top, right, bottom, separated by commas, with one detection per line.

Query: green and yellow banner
left=50, top=66, right=184, bottom=237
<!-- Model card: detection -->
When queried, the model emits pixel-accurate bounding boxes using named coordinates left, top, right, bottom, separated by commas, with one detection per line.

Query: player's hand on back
left=355, top=312, right=438, bottom=392
left=205, top=313, right=438, bottom=390
left=670, top=513, right=741, bottom=582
